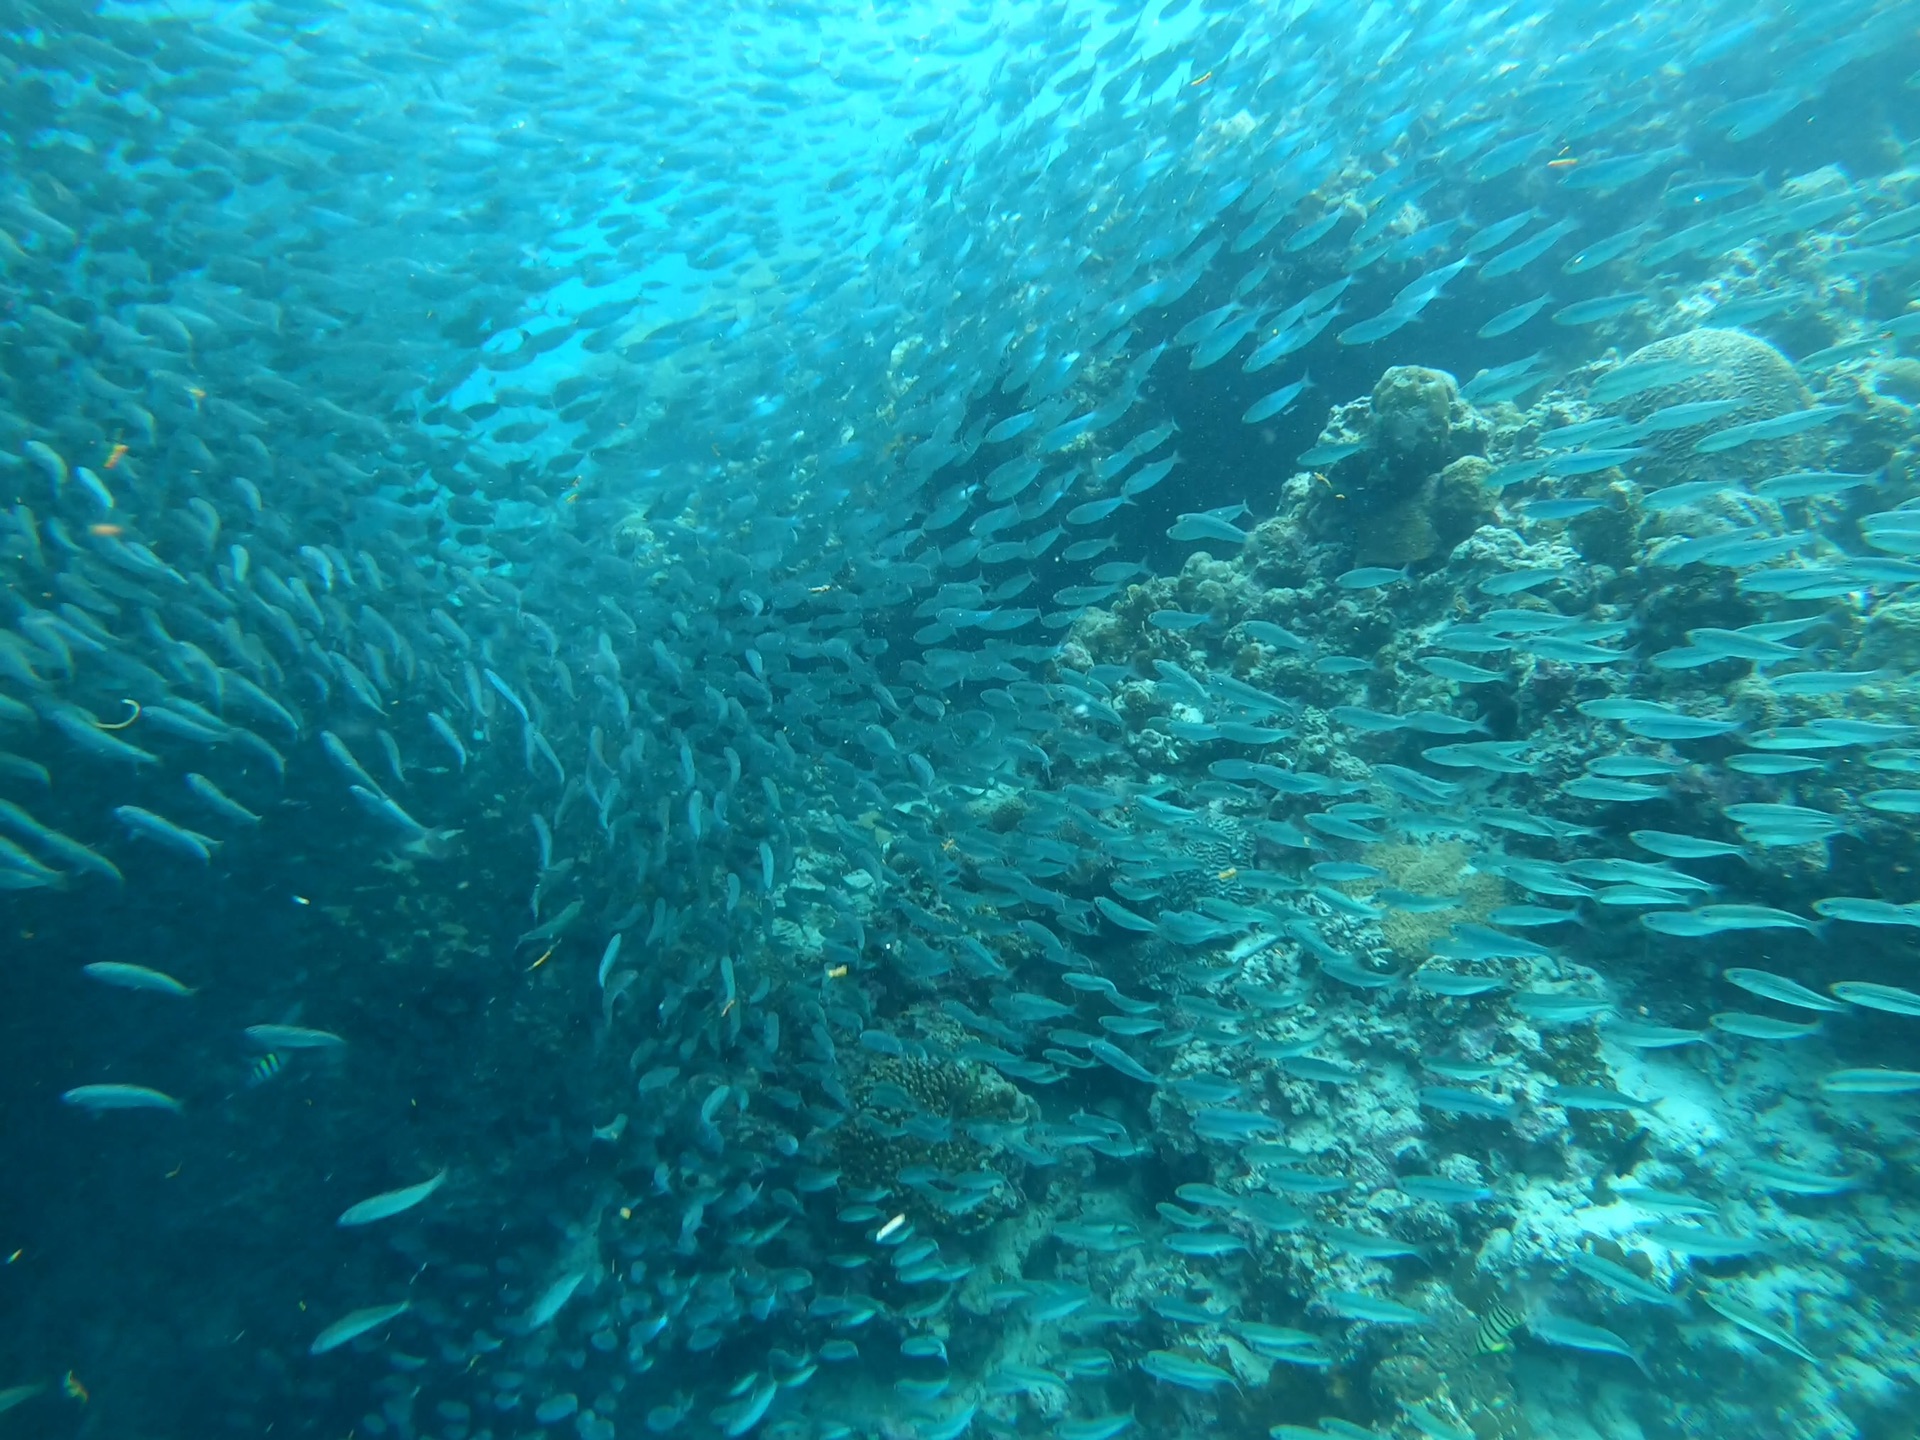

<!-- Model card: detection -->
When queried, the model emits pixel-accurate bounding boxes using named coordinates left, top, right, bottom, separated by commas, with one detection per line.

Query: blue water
left=2, top=1, right=1919, bottom=1438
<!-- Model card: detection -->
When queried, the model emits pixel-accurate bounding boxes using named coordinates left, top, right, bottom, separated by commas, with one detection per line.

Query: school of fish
left=3, top=0, right=1920, bottom=1438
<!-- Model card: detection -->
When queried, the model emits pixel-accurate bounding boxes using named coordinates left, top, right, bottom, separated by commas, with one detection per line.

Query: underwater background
left=3, top=0, right=1920, bottom=1437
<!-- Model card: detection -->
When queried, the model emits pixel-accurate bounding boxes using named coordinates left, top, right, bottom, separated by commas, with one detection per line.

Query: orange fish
left=103, top=442, right=129, bottom=470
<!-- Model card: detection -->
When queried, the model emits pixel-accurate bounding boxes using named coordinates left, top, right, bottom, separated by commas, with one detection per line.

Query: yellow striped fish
left=247, top=1053, right=284, bottom=1087
left=1475, top=1297, right=1529, bottom=1354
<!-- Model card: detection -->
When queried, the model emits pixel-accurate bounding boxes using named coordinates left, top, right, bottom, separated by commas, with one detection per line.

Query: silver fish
left=338, top=1169, right=449, bottom=1227
left=310, top=1301, right=410, bottom=1356
left=81, top=962, right=196, bottom=996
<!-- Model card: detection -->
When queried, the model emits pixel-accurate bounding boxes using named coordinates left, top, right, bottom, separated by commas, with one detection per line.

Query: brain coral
left=1350, top=840, right=1506, bottom=961
left=836, top=1054, right=1026, bottom=1231
left=1616, top=327, right=1814, bottom=483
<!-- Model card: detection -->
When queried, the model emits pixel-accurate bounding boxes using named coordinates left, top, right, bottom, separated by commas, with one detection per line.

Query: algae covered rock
left=1303, top=366, right=1495, bottom=568
left=1877, top=357, right=1920, bottom=406
left=1861, top=598, right=1920, bottom=672
left=1370, top=365, right=1466, bottom=482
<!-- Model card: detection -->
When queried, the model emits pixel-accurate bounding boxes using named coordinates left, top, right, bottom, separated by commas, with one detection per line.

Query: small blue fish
left=1298, top=440, right=1365, bottom=468
left=1242, top=373, right=1313, bottom=423
left=1477, top=294, right=1552, bottom=337
left=1336, top=565, right=1408, bottom=590
left=1397, top=1175, right=1496, bottom=1204
left=1167, top=513, right=1250, bottom=544
left=1521, top=497, right=1606, bottom=520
